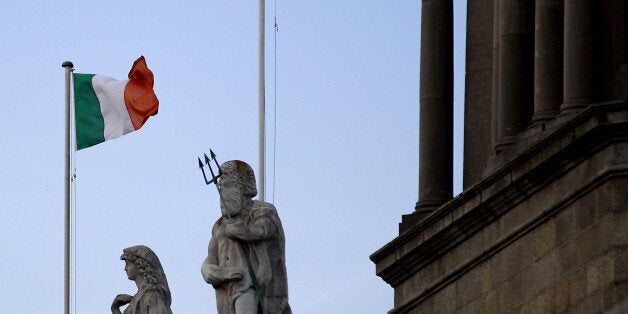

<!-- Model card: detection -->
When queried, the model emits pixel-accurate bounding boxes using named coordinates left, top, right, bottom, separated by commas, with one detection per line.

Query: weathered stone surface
left=416, top=0, right=453, bottom=213
left=201, top=160, right=291, bottom=314
left=532, top=218, right=556, bottom=261
left=431, top=282, right=456, bottom=313
left=373, top=0, right=627, bottom=311
left=371, top=103, right=628, bottom=313
left=112, top=245, right=172, bottom=314
left=563, top=1, right=598, bottom=113
left=463, top=0, right=494, bottom=188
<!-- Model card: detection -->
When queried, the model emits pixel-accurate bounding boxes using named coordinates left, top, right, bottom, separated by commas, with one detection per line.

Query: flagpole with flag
left=61, top=56, right=159, bottom=314
left=62, top=60, right=73, bottom=314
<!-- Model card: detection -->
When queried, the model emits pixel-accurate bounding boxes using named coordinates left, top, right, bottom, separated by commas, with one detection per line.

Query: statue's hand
left=202, top=263, right=226, bottom=286
left=111, top=294, right=132, bottom=312
left=225, top=267, right=245, bottom=282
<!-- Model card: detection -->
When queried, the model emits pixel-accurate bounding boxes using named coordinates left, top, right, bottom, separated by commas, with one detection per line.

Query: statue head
left=219, top=160, right=257, bottom=216
left=120, top=245, right=172, bottom=306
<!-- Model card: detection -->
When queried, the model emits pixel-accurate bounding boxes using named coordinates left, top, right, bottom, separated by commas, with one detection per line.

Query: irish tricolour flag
left=73, top=56, right=159, bottom=150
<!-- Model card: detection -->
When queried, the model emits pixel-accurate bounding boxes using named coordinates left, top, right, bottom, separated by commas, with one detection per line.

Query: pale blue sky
left=0, top=1, right=467, bottom=313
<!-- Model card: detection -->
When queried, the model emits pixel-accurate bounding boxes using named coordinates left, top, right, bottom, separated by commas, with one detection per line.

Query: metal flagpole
left=258, top=0, right=266, bottom=202
left=62, top=61, right=74, bottom=314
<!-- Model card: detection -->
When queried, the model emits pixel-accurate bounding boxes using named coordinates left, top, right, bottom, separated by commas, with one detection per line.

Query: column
left=532, top=0, right=563, bottom=125
left=491, top=0, right=500, bottom=150
left=463, top=0, right=495, bottom=189
left=416, top=0, right=453, bottom=212
left=562, top=0, right=596, bottom=115
left=496, top=0, right=533, bottom=151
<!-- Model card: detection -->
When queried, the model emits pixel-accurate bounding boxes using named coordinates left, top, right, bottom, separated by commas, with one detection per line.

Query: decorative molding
left=371, top=102, right=628, bottom=312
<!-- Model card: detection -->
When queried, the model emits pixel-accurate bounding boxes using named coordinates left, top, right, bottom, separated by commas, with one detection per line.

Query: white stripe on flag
left=92, top=75, right=134, bottom=140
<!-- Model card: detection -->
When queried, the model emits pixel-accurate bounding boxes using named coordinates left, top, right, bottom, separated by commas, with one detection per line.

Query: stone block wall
left=371, top=103, right=628, bottom=313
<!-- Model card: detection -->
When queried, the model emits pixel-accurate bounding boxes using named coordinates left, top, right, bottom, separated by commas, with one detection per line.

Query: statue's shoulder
left=252, top=200, right=278, bottom=216
left=212, top=216, right=227, bottom=232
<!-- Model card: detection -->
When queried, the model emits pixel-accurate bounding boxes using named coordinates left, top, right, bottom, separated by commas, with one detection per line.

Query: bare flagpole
left=62, top=61, right=74, bottom=314
left=258, top=0, right=266, bottom=202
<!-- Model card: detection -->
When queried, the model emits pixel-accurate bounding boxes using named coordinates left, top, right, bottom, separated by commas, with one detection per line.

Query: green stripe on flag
left=74, top=73, right=105, bottom=150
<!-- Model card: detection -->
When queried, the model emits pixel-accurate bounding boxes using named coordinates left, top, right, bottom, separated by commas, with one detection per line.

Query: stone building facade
left=371, top=1, right=628, bottom=312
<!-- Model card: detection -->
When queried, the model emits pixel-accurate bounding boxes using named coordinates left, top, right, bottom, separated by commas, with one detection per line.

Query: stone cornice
left=370, top=101, right=628, bottom=305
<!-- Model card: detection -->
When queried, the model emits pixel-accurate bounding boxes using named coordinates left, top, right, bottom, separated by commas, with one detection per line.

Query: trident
left=198, top=149, right=221, bottom=185
left=197, top=149, right=266, bottom=314
left=198, top=149, right=233, bottom=221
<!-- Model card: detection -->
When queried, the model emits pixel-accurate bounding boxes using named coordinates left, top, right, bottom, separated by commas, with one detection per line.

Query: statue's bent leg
left=234, top=288, right=258, bottom=314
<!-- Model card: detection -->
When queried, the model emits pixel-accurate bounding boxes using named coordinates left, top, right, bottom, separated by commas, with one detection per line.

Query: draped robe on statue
left=123, top=284, right=172, bottom=314
left=206, top=201, right=291, bottom=314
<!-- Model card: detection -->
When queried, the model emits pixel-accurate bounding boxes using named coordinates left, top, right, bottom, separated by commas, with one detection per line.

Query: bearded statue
left=201, top=160, right=291, bottom=314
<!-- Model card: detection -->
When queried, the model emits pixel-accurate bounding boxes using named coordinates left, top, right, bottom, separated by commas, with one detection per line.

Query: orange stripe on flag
left=124, top=56, right=159, bottom=130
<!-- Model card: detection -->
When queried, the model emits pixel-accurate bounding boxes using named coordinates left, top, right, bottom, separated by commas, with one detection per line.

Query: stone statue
left=201, top=160, right=291, bottom=314
left=112, top=245, right=173, bottom=314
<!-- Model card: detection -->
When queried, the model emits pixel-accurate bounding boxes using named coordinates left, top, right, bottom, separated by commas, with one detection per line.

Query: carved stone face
left=218, top=174, right=245, bottom=217
left=124, top=259, right=139, bottom=280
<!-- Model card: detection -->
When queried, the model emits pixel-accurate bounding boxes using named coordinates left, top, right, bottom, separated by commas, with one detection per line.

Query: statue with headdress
left=112, top=245, right=173, bottom=314
left=200, top=160, right=291, bottom=313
